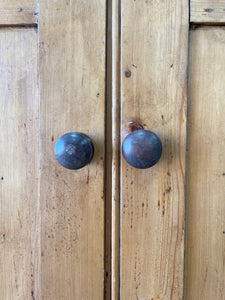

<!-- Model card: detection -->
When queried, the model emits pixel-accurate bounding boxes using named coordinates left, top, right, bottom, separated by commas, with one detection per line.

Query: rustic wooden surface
left=0, top=28, right=39, bottom=299
left=120, top=0, right=189, bottom=298
left=0, top=1, right=38, bottom=25
left=105, top=0, right=121, bottom=298
left=191, top=0, right=225, bottom=23
left=186, top=27, right=225, bottom=300
left=39, top=1, right=106, bottom=299
left=110, top=0, right=120, bottom=299
left=2, top=2, right=225, bottom=299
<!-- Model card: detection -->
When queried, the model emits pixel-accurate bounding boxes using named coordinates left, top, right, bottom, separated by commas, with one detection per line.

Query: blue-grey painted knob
left=54, top=132, right=94, bottom=170
left=122, top=130, right=162, bottom=169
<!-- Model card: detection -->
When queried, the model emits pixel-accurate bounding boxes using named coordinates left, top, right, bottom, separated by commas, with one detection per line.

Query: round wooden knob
left=54, top=132, right=94, bottom=170
left=122, top=130, right=162, bottom=169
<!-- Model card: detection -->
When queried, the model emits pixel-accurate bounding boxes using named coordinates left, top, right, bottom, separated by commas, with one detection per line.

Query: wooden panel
left=0, top=28, right=39, bottom=299
left=39, top=1, right=106, bottom=299
left=191, top=0, right=225, bottom=23
left=105, top=0, right=121, bottom=298
left=186, top=27, right=225, bottom=300
left=0, top=1, right=38, bottom=25
left=120, top=1, right=189, bottom=299
left=110, top=0, right=120, bottom=299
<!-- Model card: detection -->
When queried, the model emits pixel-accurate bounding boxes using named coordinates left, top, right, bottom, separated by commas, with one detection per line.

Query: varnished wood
left=0, top=28, right=40, bottom=299
left=0, top=1, right=38, bottom=25
left=120, top=0, right=189, bottom=298
left=104, top=1, right=121, bottom=298
left=186, top=27, right=225, bottom=300
left=111, top=0, right=121, bottom=298
left=39, top=1, right=106, bottom=299
left=105, top=0, right=121, bottom=297
left=191, top=0, right=225, bottom=24
left=105, top=2, right=113, bottom=296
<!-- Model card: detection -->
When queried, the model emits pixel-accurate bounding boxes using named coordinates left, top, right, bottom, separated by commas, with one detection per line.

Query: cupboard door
left=0, top=0, right=106, bottom=299
left=120, top=0, right=189, bottom=299
left=1, top=1, right=225, bottom=299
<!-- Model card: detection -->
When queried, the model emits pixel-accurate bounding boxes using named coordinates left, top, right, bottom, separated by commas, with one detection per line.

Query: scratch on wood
left=86, top=169, right=90, bottom=184
left=17, top=209, right=22, bottom=228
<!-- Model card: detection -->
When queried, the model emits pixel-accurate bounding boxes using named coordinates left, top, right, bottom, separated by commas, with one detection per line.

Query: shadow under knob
left=122, top=130, right=162, bottom=169
left=54, top=132, right=94, bottom=170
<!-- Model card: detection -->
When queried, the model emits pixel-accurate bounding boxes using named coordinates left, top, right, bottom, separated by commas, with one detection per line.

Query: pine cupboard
left=0, top=1, right=224, bottom=299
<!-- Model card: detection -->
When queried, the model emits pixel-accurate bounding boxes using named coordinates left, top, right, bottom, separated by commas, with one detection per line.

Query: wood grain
left=120, top=0, right=189, bottom=299
left=105, top=0, right=121, bottom=298
left=0, top=28, right=39, bottom=299
left=0, top=1, right=38, bottom=25
left=39, top=1, right=106, bottom=299
left=191, top=0, right=225, bottom=23
left=111, top=0, right=120, bottom=299
left=186, top=27, right=225, bottom=300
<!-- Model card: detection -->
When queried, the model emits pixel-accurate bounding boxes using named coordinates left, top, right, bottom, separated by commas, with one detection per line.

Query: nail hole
left=125, top=70, right=131, bottom=78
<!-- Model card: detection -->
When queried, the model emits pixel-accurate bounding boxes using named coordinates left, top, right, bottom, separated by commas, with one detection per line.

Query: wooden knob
left=54, top=132, right=94, bottom=170
left=122, top=130, right=162, bottom=169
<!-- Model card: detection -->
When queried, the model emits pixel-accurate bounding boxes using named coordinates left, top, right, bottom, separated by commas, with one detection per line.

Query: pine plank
left=0, top=28, right=40, bottom=299
left=105, top=0, right=121, bottom=298
left=191, top=0, right=225, bottom=23
left=39, top=1, right=106, bottom=299
left=0, top=1, right=38, bottom=25
left=186, top=27, right=225, bottom=300
left=110, top=0, right=120, bottom=299
left=120, top=0, right=189, bottom=299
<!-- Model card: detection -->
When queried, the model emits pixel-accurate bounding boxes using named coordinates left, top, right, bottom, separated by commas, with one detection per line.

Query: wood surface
left=105, top=0, right=121, bottom=298
left=191, top=0, right=225, bottom=23
left=39, top=0, right=106, bottom=299
left=120, top=0, right=189, bottom=299
left=0, top=28, right=39, bottom=299
left=186, top=27, right=225, bottom=300
left=0, top=1, right=38, bottom=25
left=2, top=2, right=225, bottom=300
left=110, top=0, right=120, bottom=299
